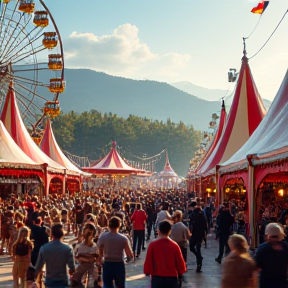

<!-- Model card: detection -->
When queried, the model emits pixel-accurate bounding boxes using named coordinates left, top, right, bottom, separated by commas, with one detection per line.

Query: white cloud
left=64, top=23, right=191, bottom=81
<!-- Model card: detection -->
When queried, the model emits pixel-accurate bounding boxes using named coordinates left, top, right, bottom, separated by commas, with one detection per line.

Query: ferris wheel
left=0, top=0, right=65, bottom=143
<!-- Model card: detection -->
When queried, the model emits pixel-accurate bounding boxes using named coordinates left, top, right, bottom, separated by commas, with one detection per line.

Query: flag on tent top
left=251, top=1, right=269, bottom=14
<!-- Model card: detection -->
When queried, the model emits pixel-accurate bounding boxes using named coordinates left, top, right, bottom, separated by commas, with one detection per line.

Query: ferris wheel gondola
left=0, top=0, right=65, bottom=143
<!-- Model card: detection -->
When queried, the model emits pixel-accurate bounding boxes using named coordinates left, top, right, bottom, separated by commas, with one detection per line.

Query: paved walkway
left=0, top=234, right=222, bottom=288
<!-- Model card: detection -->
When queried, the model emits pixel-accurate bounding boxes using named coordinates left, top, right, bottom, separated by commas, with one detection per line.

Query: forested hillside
left=52, top=110, right=201, bottom=176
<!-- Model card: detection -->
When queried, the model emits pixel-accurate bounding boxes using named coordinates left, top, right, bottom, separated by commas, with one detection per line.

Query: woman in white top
left=71, top=223, right=98, bottom=288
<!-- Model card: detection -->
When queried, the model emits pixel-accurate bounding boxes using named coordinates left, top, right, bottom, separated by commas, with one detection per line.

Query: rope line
left=245, top=16, right=262, bottom=40
left=249, top=9, right=288, bottom=60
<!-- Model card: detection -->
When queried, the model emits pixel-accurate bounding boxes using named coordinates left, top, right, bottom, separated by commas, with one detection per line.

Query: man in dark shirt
left=215, top=203, right=234, bottom=264
left=189, top=202, right=207, bottom=272
left=255, top=223, right=288, bottom=288
left=30, top=217, right=49, bottom=266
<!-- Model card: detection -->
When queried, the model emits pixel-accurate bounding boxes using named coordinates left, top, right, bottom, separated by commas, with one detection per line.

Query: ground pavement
left=0, top=234, right=222, bottom=288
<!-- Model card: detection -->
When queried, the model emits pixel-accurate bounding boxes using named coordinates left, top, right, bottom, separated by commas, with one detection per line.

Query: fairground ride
left=0, top=0, right=65, bottom=144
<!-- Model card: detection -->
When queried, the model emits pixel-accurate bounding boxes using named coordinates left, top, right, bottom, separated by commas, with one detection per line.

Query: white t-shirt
left=75, top=242, right=97, bottom=255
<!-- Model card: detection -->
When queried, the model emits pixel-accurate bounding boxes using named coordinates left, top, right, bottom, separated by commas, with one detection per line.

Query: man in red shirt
left=144, top=221, right=186, bottom=288
left=131, top=204, right=147, bottom=258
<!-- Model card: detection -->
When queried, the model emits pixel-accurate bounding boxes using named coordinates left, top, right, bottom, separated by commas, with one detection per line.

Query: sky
left=45, top=0, right=288, bottom=101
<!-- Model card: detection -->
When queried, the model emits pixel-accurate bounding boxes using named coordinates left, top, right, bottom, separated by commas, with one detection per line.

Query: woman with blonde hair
left=221, top=234, right=257, bottom=288
left=12, top=226, right=33, bottom=288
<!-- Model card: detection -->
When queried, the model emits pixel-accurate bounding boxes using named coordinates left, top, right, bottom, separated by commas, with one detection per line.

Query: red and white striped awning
left=198, top=55, right=266, bottom=176
left=40, top=119, right=83, bottom=174
left=0, top=86, right=65, bottom=171
left=82, top=147, right=140, bottom=175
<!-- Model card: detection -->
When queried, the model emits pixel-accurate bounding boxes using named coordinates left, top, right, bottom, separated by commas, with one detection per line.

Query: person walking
left=97, top=216, right=134, bottom=288
left=254, top=223, right=288, bottom=288
left=189, top=202, right=207, bottom=273
left=144, top=220, right=186, bottom=288
left=34, top=224, right=75, bottom=288
left=12, top=226, right=33, bottom=288
left=71, top=223, right=98, bottom=288
left=170, top=210, right=191, bottom=263
left=215, top=203, right=234, bottom=264
left=131, top=204, right=147, bottom=258
left=30, top=217, right=49, bottom=266
left=155, top=202, right=172, bottom=226
left=221, top=234, right=257, bottom=288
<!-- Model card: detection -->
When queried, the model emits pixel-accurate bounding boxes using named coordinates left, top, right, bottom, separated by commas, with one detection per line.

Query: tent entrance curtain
left=67, top=179, right=80, bottom=194
left=49, top=177, right=63, bottom=194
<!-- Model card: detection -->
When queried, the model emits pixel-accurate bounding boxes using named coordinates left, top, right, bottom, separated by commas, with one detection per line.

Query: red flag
left=251, top=1, right=269, bottom=15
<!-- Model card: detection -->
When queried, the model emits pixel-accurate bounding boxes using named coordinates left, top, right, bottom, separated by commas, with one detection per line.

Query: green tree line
left=52, top=110, right=201, bottom=176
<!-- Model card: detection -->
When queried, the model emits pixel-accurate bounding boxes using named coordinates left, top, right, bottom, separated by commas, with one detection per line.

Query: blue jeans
left=151, top=276, right=178, bottom=288
left=102, top=261, right=125, bottom=288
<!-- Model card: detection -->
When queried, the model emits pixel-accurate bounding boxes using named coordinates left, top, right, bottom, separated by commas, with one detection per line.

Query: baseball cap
left=265, top=223, right=284, bottom=238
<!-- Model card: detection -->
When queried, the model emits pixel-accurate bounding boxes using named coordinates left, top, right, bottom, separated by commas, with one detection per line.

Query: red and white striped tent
left=218, top=69, right=288, bottom=247
left=0, top=120, right=43, bottom=186
left=158, top=149, right=178, bottom=178
left=82, top=147, right=140, bottom=175
left=40, top=119, right=84, bottom=192
left=40, top=119, right=83, bottom=174
left=1, top=85, right=65, bottom=195
left=219, top=68, right=288, bottom=189
left=197, top=54, right=266, bottom=177
left=195, top=100, right=227, bottom=174
left=0, top=120, right=36, bottom=165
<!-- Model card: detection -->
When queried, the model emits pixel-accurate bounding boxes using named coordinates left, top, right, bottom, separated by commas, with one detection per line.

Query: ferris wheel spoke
left=0, top=3, right=8, bottom=46
left=14, top=81, right=49, bottom=101
left=4, top=45, right=46, bottom=66
left=12, top=76, right=47, bottom=91
left=0, top=13, right=26, bottom=59
left=8, top=42, right=45, bottom=64
left=4, top=24, right=39, bottom=59
left=14, top=92, right=38, bottom=122
left=14, top=87, right=43, bottom=111
left=0, top=5, right=19, bottom=47
left=13, top=66, right=48, bottom=72
left=3, top=29, right=42, bottom=63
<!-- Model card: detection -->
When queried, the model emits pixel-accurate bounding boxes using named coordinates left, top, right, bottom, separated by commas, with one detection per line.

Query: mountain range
left=35, top=69, right=271, bottom=131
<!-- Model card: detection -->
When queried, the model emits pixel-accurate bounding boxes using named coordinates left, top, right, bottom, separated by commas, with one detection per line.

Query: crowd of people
left=0, top=188, right=288, bottom=288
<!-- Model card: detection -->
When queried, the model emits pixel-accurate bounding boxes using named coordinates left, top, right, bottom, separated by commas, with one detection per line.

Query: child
left=72, top=223, right=98, bottom=288
left=12, top=226, right=33, bottom=288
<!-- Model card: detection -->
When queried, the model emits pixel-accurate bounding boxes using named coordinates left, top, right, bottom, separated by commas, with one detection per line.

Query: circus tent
left=0, top=121, right=36, bottom=165
left=156, top=149, right=178, bottom=188
left=197, top=54, right=266, bottom=177
left=40, top=119, right=83, bottom=192
left=219, top=68, right=288, bottom=178
left=82, top=145, right=140, bottom=175
left=158, top=149, right=178, bottom=178
left=0, top=120, right=43, bottom=197
left=1, top=85, right=65, bottom=195
left=186, top=100, right=227, bottom=193
left=195, top=100, right=227, bottom=174
left=218, top=69, right=288, bottom=247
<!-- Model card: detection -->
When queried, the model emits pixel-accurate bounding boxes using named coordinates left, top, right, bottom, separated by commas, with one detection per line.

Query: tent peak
left=242, top=37, right=248, bottom=60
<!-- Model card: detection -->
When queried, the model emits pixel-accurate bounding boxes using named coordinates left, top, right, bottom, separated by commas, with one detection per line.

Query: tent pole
left=247, top=155, right=256, bottom=249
